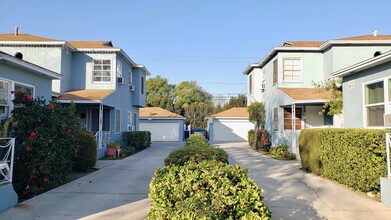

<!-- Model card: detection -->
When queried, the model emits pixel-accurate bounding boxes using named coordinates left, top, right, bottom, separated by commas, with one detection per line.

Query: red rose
left=26, top=94, right=31, bottom=100
left=67, top=128, right=72, bottom=133
left=49, top=103, right=55, bottom=109
left=16, top=92, right=22, bottom=97
left=30, top=132, right=36, bottom=137
left=21, top=98, right=26, bottom=102
left=26, top=146, right=31, bottom=151
left=43, top=178, right=49, bottom=183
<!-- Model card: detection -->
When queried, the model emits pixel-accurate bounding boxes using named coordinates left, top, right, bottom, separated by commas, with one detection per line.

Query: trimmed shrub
left=299, top=129, right=323, bottom=175
left=185, top=134, right=209, bottom=148
left=11, top=94, right=80, bottom=198
left=164, top=146, right=228, bottom=166
left=248, top=129, right=255, bottom=148
left=299, top=128, right=388, bottom=192
left=148, top=160, right=271, bottom=219
left=74, top=130, right=97, bottom=171
left=122, top=131, right=151, bottom=151
left=122, top=146, right=136, bottom=155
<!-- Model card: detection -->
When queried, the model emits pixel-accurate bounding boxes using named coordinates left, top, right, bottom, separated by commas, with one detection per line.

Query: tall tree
left=146, top=76, right=175, bottom=111
left=248, top=102, right=266, bottom=149
left=172, top=81, right=212, bottom=115
left=313, top=78, right=343, bottom=115
left=227, top=94, right=247, bottom=109
left=185, top=102, right=214, bottom=129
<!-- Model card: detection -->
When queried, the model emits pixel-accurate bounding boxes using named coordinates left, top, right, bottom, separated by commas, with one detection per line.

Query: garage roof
left=210, top=107, right=249, bottom=118
left=140, top=107, right=184, bottom=118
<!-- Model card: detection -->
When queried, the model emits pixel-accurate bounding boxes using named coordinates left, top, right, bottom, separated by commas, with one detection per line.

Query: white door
left=139, top=122, right=179, bottom=141
left=213, top=119, right=254, bottom=142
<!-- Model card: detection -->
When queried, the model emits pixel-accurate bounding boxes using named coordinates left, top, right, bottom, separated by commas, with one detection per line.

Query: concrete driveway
left=218, top=142, right=391, bottom=220
left=0, top=142, right=183, bottom=220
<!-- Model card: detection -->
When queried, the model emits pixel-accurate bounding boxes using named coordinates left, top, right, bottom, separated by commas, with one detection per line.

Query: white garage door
left=213, top=119, right=254, bottom=142
left=139, top=122, right=179, bottom=141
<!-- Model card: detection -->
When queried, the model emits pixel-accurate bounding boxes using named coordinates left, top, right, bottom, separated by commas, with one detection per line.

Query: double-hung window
left=115, top=109, right=121, bottom=133
left=273, top=59, right=278, bottom=85
left=117, top=61, right=123, bottom=84
left=127, top=111, right=133, bottom=131
left=283, top=58, right=302, bottom=82
left=14, top=83, right=34, bottom=108
left=0, top=80, right=9, bottom=119
left=133, top=112, right=137, bottom=130
left=273, top=107, right=278, bottom=131
left=365, top=81, right=385, bottom=127
left=93, top=59, right=111, bottom=82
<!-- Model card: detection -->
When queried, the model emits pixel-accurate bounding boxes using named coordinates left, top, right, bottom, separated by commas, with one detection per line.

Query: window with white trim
left=117, top=61, right=123, bottom=84
left=133, top=112, right=137, bottom=130
left=249, top=74, right=253, bottom=95
left=273, top=59, right=278, bottom=85
left=365, top=81, right=384, bottom=127
left=127, top=111, right=133, bottom=131
left=115, top=109, right=121, bottom=133
left=15, top=83, right=33, bottom=96
left=128, top=70, right=133, bottom=86
left=93, top=59, right=111, bottom=82
left=0, top=80, right=9, bottom=119
left=283, top=58, right=302, bottom=82
left=283, top=107, right=302, bottom=130
left=273, top=107, right=278, bottom=131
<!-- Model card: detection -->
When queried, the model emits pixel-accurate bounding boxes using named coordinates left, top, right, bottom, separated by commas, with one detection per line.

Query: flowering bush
left=11, top=92, right=80, bottom=198
left=256, top=129, right=271, bottom=151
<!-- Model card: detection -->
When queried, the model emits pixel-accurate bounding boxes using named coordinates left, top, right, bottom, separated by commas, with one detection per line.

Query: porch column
left=98, top=104, right=103, bottom=148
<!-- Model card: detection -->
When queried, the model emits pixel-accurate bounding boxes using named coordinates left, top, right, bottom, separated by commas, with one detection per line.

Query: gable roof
left=140, top=107, right=184, bottom=118
left=244, top=33, right=391, bottom=75
left=279, top=88, right=332, bottom=104
left=55, top=89, right=115, bottom=103
left=0, top=51, right=61, bottom=79
left=210, top=107, right=249, bottom=118
left=332, top=50, right=391, bottom=77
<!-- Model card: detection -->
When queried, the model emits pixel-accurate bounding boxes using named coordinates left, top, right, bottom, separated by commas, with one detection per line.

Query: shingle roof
left=140, top=107, right=184, bottom=118
left=279, top=88, right=332, bottom=101
left=210, top=107, right=249, bottom=118
left=68, top=41, right=115, bottom=49
left=283, top=41, right=325, bottom=47
left=55, top=90, right=115, bottom=102
left=0, top=33, right=60, bottom=42
left=336, top=35, right=391, bottom=41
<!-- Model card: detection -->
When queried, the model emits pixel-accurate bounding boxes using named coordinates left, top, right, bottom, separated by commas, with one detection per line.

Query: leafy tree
left=312, top=78, right=342, bottom=115
left=227, top=94, right=247, bottom=109
left=185, top=102, right=214, bottom=129
left=146, top=76, right=175, bottom=111
left=172, top=81, right=212, bottom=115
left=248, top=102, right=266, bottom=149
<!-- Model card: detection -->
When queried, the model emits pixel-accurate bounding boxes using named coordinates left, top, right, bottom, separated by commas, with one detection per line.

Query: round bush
left=149, top=160, right=271, bottom=219
left=185, top=134, right=209, bottom=148
left=74, top=130, right=97, bottom=171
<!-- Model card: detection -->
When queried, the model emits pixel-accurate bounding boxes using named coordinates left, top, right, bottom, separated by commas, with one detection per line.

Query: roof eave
left=140, top=117, right=184, bottom=120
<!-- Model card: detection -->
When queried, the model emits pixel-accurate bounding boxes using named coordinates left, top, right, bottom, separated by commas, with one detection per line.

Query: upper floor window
left=128, top=70, right=133, bottom=86
left=117, top=61, right=123, bottom=84
left=141, top=76, right=145, bottom=95
left=365, top=81, right=385, bottom=127
left=273, top=59, right=278, bottom=85
left=249, top=74, right=253, bottom=95
left=93, top=59, right=111, bottom=82
left=283, top=58, right=302, bottom=82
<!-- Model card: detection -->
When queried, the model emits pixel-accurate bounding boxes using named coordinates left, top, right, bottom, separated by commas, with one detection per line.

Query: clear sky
left=1, top=0, right=390, bottom=98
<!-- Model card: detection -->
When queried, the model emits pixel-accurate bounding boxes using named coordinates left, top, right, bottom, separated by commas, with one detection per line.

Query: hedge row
left=299, top=128, right=388, bottom=192
left=148, top=160, right=271, bottom=219
left=185, top=134, right=209, bottom=148
left=122, top=131, right=151, bottom=151
left=164, top=146, right=228, bottom=166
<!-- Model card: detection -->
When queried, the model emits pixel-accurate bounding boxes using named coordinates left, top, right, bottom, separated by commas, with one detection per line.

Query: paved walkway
left=2, top=141, right=391, bottom=220
left=0, top=142, right=184, bottom=220
left=218, top=142, right=391, bottom=220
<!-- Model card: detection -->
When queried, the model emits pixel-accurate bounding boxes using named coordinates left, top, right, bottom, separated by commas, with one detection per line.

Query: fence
left=0, top=138, right=15, bottom=184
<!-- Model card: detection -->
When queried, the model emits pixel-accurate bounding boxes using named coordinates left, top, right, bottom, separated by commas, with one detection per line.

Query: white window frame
left=363, top=77, right=390, bottom=128
left=127, top=111, right=133, bottom=131
left=117, top=60, right=123, bottom=85
left=93, top=59, right=112, bottom=83
left=0, top=79, right=11, bottom=120
left=128, top=70, right=133, bottom=86
left=283, top=57, right=303, bottom=82
left=115, top=108, right=121, bottom=133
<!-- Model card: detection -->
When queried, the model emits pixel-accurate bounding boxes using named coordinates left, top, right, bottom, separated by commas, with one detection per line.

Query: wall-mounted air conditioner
left=129, top=85, right=135, bottom=92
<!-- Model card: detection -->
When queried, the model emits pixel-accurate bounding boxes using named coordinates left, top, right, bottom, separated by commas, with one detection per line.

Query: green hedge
left=148, top=160, right=271, bottom=219
left=185, top=134, right=209, bottom=148
left=164, top=146, right=228, bottom=166
left=248, top=129, right=255, bottom=148
left=122, top=131, right=151, bottom=151
left=299, top=129, right=388, bottom=192
left=74, top=130, right=97, bottom=171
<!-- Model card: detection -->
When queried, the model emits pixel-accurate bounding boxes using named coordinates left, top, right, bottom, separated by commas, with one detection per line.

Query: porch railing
left=95, top=131, right=112, bottom=149
left=0, top=138, right=15, bottom=184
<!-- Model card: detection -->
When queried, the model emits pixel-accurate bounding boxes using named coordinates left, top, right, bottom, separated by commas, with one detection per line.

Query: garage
left=139, top=107, right=185, bottom=142
left=208, top=107, right=254, bottom=143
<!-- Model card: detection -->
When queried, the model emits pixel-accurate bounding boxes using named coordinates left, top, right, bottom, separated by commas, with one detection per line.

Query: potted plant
left=106, top=142, right=121, bottom=158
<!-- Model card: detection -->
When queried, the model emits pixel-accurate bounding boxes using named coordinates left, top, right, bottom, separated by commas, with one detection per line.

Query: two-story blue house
left=0, top=32, right=150, bottom=158
left=244, top=33, right=391, bottom=155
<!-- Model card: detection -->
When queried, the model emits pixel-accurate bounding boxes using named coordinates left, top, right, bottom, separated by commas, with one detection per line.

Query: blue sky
left=1, top=0, right=390, bottom=97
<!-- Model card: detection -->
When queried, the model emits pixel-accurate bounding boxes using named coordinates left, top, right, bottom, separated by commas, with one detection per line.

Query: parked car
left=192, top=128, right=208, bottom=139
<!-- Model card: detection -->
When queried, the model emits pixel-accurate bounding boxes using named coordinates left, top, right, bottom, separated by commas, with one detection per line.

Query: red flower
left=39, top=165, right=44, bottom=170
left=49, top=103, right=55, bottom=109
left=26, top=146, right=31, bottom=152
left=21, top=98, right=26, bottom=102
left=16, top=92, right=22, bottom=97
left=26, top=94, right=31, bottom=100
left=67, top=128, right=72, bottom=133
left=43, top=178, right=49, bottom=183
left=261, top=136, right=269, bottom=143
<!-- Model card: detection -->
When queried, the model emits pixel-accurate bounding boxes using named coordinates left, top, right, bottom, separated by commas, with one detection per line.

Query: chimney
left=14, top=26, right=19, bottom=36
left=373, top=30, right=378, bottom=37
